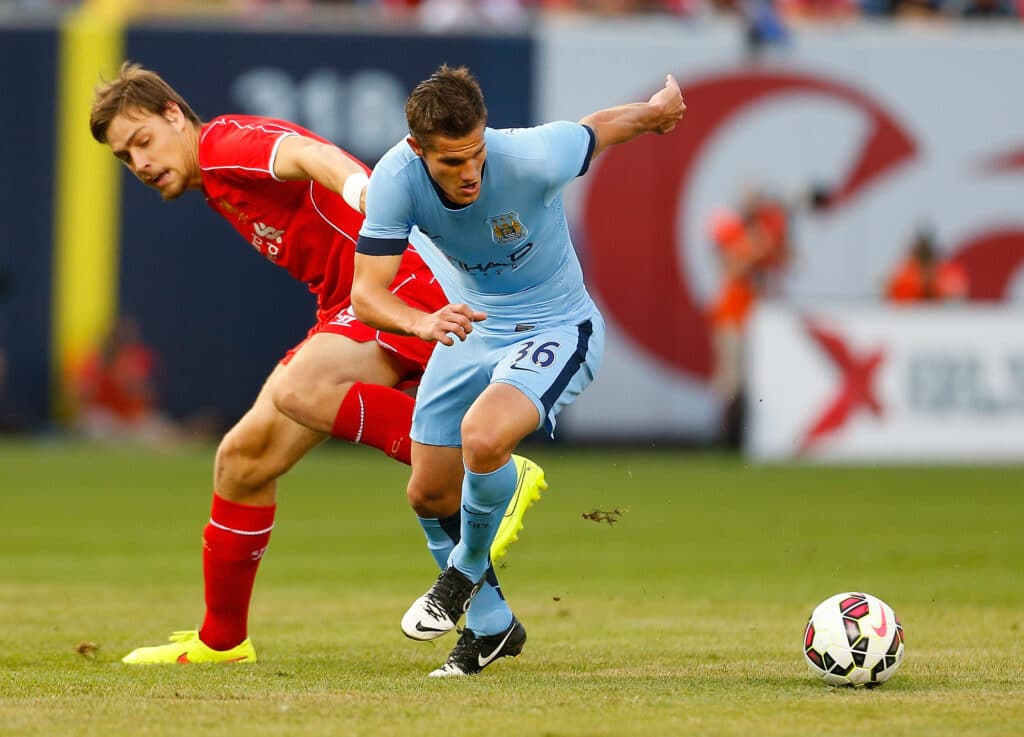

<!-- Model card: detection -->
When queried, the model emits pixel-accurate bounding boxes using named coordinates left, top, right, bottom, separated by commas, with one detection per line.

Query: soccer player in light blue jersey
left=352, top=65, right=686, bottom=676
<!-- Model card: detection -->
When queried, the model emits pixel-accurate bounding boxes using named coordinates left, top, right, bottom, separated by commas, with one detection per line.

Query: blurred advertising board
left=541, top=21, right=1024, bottom=443
left=745, top=305, right=1024, bottom=462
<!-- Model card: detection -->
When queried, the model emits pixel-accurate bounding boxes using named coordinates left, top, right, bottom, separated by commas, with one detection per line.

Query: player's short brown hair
left=89, top=61, right=200, bottom=144
left=405, top=65, right=487, bottom=148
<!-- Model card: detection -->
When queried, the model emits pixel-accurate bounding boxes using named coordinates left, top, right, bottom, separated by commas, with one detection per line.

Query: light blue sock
left=418, top=514, right=457, bottom=571
left=417, top=513, right=512, bottom=635
left=450, top=459, right=517, bottom=582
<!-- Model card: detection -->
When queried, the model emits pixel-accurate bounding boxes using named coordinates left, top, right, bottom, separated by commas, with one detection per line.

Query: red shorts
left=280, top=248, right=447, bottom=386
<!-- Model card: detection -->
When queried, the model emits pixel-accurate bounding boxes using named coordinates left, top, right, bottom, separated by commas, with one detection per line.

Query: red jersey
left=199, top=115, right=367, bottom=322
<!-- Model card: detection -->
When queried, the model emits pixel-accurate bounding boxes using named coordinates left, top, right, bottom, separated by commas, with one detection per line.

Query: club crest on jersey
left=216, top=198, right=250, bottom=223
left=489, top=212, right=529, bottom=245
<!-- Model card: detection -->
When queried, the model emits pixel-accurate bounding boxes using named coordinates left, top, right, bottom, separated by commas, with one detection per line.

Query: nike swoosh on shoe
left=415, top=621, right=449, bottom=634
left=476, top=624, right=519, bottom=668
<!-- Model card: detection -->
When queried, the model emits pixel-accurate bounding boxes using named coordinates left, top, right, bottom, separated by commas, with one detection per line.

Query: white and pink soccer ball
left=803, top=592, right=905, bottom=687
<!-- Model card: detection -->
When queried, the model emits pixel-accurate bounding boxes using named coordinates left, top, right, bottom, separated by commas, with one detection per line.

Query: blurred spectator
left=777, top=0, right=858, bottom=20
left=73, top=316, right=182, bottom=444
left=538, top=0, right=678, bottom=11
left=235, top=0, right=311, bottom=14
left=409, top=0, right=528, bottom=29
left=858, top=0, right=946, bottom=17
left=745, top=0, right=791, bottom=51
left=885, top=228, right=968, bottom=304
left=3, top=0, right=82, bottom=10
left=707, top=187, right=791, bottom=447
left=956, top=0, right=1017, bottom=16
left=380, top=0, right=699, bottom=18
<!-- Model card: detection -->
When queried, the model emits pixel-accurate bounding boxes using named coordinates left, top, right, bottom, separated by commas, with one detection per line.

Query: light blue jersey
left=358, top=122, right=605, bottom=444
left=359, top=122, right=598, bottom=332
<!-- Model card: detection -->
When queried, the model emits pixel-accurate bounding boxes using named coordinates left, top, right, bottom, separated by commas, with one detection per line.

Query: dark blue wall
left=0, top=27, right=57, bottom=430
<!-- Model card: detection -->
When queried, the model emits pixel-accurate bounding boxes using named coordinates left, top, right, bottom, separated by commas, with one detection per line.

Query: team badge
left=216, top=198, right=249, bottom=223
left=488, top=212, right=529, bottom=245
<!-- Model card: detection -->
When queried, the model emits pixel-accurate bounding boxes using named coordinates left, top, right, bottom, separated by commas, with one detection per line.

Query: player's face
left=410, top=125, right=487, bottom=206
left=106, top=104, right=199, bottom=201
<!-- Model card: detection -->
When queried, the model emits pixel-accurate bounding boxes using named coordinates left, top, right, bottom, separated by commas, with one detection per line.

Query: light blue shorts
left=410, top=311, right=605, bottom=447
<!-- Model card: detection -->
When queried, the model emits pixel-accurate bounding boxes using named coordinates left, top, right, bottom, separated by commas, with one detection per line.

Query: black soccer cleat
left=428, top=617, right=527, bottom=677
left=401, top=566, right=483, bottom=641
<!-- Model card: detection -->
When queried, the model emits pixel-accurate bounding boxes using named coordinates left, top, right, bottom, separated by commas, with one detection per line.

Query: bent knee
left=272, top=376, right=354, bottom=429
left=460, top=420, right=514, bottom=470
left=407, top=475, right=460, bottom=518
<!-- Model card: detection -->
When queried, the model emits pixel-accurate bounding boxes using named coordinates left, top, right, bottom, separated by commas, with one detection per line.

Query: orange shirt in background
left=886, top=258, right=968, bottom=303
left=709, top=204, right=789, bottom=328
left=77, top=342, right=157, bottom=423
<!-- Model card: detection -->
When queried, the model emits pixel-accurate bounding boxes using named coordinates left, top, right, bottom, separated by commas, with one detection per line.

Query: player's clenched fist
left=649, top=74, right=686, bottom=134
left=414, top=304, right=487, bottom=346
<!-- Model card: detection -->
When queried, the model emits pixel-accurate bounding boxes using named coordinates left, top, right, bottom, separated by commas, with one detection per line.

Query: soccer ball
left=803, top=592, right=905, bottom=687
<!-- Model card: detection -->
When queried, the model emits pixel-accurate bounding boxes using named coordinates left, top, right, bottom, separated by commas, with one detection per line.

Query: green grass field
left=1, top=440, right=1021, bottom=736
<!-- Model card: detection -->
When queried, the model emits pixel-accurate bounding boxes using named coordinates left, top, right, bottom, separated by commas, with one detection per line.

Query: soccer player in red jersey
left=88, top=62, right=544, bottom=664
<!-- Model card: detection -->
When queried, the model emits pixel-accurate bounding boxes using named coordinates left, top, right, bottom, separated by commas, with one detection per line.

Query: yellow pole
left=51, top=0, right=132, bottom=420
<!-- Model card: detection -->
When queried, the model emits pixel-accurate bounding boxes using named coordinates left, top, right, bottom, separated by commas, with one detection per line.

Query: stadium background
left=0, top=1, right=1022, bottom=462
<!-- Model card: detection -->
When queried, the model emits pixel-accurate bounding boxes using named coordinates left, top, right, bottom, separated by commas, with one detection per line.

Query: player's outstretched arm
left=578, top=74, right=686, bottom=159
left=273, top=134, right=368, bottom=212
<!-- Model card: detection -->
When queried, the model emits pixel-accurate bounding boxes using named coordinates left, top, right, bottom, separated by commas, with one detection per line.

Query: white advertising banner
left=538, top=20, right=1024, bottom=443
left=746, top=305, right=1024, bottom=462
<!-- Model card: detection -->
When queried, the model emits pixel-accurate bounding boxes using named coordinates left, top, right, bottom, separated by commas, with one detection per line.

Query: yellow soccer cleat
left=121, top=630, right=256, bottom=665
left=490, top=455, right=547, bottom=562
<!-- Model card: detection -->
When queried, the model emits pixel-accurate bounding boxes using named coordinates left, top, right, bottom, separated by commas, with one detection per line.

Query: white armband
left=342, top=172, right=370, bottom=213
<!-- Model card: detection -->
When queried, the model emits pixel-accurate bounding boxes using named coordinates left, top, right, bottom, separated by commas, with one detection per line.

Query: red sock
left=199, top=493, right=276, bottom=651
left=331, top=382, right=414, bottom=465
